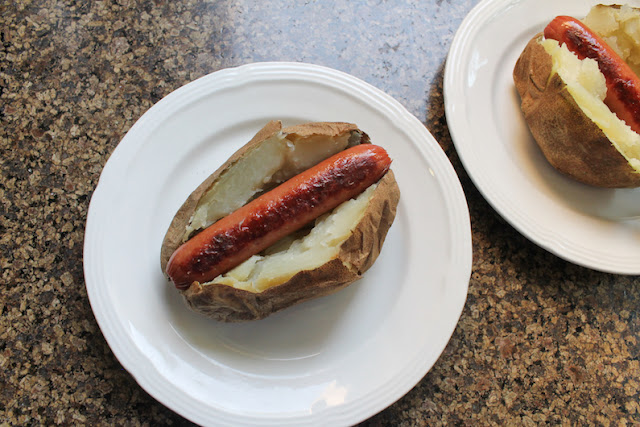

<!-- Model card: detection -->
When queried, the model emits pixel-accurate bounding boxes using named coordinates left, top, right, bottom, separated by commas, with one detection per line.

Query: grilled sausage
left=166, top=144, right=392, bottom=289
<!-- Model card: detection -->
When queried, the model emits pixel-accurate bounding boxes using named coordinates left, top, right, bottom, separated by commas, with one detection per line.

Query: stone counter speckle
left=1, top=0, right=639, bottom=425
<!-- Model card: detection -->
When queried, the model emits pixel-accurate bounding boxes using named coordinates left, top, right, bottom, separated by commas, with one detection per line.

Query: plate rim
left=444, top=0, right=640, bottom=275
left=84, top=61, right=473, bottom=425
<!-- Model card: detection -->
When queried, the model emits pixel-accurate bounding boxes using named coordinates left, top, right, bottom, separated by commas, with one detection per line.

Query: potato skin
left=161, top=121, right=400, bottom=322
left=513, top=34, right=640, bottom=188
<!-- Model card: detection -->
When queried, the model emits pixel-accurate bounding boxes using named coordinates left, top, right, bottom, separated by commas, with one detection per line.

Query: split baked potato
left=513, top=4, right=640, bottom=187
left=160, top=121, right=400, bottom=322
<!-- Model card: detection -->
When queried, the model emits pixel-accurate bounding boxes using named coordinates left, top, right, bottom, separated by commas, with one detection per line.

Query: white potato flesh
left=584, top=4, right=640, bottom=76
left=541, top=38, right=640, bottom=171
left=185, top=131, right=352, bottom=238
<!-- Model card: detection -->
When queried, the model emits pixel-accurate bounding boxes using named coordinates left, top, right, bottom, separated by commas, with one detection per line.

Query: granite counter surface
left=2, top=0, right=639, bottom=425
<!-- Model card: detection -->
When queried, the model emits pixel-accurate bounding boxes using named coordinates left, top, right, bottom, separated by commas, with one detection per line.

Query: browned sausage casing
left=166, top=143, right=392, bottom=289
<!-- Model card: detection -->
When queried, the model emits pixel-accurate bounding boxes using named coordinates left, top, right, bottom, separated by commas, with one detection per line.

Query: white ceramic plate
left=445, top=0, right=640, bottom=274
left=84, top=62, right=472, bottom=426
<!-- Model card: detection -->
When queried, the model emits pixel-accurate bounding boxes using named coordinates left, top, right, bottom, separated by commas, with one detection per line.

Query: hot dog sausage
left=544, top=16, right=640, bottom=135
left=166, top=144, right=392, bottom=289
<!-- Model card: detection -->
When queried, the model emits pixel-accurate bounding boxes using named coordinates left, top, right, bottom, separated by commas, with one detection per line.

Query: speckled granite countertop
left=2, top=0, right=639, bottom=425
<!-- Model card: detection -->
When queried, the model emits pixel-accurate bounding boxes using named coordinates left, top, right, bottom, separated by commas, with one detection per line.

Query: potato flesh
left=541, top=38, right=640, bottom=171
left=207, top=183, right=376, bottom=293
left=184, top=131, right=352, bottom=239
left=584, top=4, right=640, bottom=76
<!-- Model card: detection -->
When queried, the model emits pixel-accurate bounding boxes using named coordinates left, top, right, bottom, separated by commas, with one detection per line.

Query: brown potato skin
left=513, top=33, right=640, bottom=188
left=161, top=121, right=400, bottom=322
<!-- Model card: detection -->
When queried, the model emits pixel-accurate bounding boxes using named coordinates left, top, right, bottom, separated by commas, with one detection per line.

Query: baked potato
left=513, top=4, right=640, bottom=187
left=160, top=121, right=400, bottom=322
